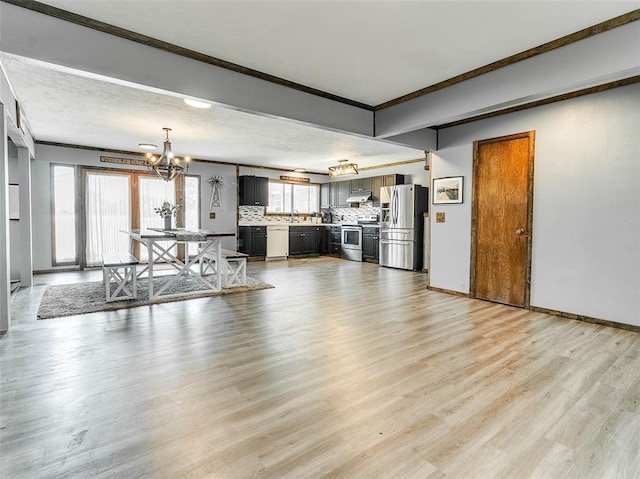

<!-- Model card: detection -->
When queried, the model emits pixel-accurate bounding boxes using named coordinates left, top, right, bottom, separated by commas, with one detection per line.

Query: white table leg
left=215, top=238, right=222, bottom=290
left=147, top=239, right=154, bottom=299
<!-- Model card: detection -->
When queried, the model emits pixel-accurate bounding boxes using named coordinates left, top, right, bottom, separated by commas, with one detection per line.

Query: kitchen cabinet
left=325, top=225, right=341, bottom=256
left=289, top=226, right=320, bottom=255
left=321, top=180, right=353, bottom=208
left=350, top=177, right=372, bottom=193
left=320, top=183, right=331, bottom=208
left=336, top=181, right=351, bottom=207
left=239, top=175, right=269, bottom=206
left=362, top=226, right=379, bottom=261
left=382, top=174, right=405, bottom=187
left=238, top=226, right=267, bottom=256
left=288, top=227, right=303, bottom=255
left=371, top=176, right=383, bottom=204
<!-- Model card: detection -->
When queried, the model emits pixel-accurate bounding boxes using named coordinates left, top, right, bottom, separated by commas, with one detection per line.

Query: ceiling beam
left=375, top=19, right=640, bottom=138
left=0, top=1, right=374, bottom=137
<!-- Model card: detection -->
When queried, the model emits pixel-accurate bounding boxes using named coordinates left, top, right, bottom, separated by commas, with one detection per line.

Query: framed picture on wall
left=433, top=176, right=463, bottom=204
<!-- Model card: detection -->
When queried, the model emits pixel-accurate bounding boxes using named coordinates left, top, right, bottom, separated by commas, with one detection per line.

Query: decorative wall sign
left=433, top=176, right=463, bottom=204
left=208, top=175, right=223, bottom=210
left=100, top=156, right=147, bottom=167
left=280, top=175, right=310, bottom=183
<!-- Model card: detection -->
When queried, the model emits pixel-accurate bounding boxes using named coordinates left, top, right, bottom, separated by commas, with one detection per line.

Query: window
left=52, top=164, right=77, bottom=265
left=266, top=182, right=319, bottom=214
left=80, top=167, right=201, bottom=266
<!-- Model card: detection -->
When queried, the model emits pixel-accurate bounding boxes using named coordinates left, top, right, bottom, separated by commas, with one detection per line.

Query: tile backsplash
left=238, top=204, right=381, bottom=224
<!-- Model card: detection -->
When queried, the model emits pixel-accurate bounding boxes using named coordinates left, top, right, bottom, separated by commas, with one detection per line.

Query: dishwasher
left=266, top=225, right=289, bottom=260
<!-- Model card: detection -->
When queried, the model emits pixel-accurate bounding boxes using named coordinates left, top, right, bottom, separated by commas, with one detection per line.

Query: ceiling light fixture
left=328, top=160, right=358, bottom=177
left=138, top=142, right=157, bottom=150
left=294, top=168, right=306, bottom=173
left=145, top=128, right=190, bottom=182
left=184, top=98, right=212, bottom=109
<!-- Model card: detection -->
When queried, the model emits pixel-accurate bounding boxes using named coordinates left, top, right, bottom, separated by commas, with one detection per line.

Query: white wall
left=7, top=140, right=20, bottom=280
left=32, top=144, right=239, bottom=270
left=431, top=83, right=640, bottom=327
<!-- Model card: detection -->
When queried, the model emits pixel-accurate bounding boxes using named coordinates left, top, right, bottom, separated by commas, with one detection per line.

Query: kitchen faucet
left=290, top=210, right=299, bottom=222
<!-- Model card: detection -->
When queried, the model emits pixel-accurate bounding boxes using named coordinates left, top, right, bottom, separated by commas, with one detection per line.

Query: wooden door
left=470, top=132, right=534, bottom=308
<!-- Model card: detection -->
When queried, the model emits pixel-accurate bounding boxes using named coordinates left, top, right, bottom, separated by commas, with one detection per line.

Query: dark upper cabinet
left=371, top=176, right=383, bottom=204
left=321, top=175, right=402, bottom=208
left=350, top=177, right=372, bottom=193
left=336, top=181, right=351, bottom=207
left=382, top=174, right=405, bottom=187
left=320, top=183, right=331, bottom=208
left=239, top=176, right=269, bottom=206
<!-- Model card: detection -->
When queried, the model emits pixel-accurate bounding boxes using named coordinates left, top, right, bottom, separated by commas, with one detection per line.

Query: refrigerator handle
left=392, top=189, right=398, bottom=225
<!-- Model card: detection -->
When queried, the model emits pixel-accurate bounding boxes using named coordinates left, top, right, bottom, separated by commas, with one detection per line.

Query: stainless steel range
left=341, top=214, right=379, bottom=262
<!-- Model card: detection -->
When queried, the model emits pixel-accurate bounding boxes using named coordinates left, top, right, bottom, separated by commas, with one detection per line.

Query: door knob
left=515, top=228, right=525, bottom=235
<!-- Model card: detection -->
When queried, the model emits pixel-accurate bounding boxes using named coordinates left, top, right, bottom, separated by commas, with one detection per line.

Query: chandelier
left=145, top=128, right=190, bottom=181
left=328, top=159, right=358, bottom=177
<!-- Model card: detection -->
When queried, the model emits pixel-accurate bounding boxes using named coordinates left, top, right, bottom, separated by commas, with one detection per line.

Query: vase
left=164, top=215, right=172, bottom=231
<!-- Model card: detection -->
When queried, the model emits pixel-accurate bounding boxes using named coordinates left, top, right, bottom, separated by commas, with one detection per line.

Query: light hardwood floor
left=1, top=257, right=639, bottom=478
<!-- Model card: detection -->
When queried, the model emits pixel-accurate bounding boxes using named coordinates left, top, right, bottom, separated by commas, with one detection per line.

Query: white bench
left=102, top=252, right=139, bottom=302
left=199, top=248, right=248, bottom=288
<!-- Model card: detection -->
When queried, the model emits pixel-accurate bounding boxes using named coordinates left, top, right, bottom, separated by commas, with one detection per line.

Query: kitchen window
left=266, top=181, right=319, bottom=214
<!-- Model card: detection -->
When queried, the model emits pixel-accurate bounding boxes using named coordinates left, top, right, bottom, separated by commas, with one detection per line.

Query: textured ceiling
left=1, top=53, right=423, bottom=171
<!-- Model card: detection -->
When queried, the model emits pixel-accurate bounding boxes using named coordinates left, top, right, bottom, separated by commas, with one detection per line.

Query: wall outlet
left=209, top=212, right=216, bottom=219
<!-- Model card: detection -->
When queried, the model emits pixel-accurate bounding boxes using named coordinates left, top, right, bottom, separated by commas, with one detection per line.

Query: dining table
left=121, top=228, right=236, bottom=300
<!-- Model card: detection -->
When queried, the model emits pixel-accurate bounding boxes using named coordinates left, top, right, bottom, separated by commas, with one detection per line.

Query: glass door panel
left=85, top=172, right=131, bottom=266
left=52, top=165, right=77, bottom=264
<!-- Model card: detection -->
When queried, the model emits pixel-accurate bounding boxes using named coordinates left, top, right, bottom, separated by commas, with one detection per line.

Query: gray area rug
left=37, top=275, right=274, bottom=319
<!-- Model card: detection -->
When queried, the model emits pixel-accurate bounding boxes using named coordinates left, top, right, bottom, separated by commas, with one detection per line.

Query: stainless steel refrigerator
left=379, top=184, right=428, bottom=271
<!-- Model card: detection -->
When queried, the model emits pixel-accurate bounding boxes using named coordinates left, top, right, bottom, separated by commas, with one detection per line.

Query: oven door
left=341, top=226, right=362, bottom=261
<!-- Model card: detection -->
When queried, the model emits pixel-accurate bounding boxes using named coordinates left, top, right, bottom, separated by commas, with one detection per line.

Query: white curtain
left=184, top=176, right=200, bottom=257
left=85, top=172, right=131, bottom=266
left=138, top=177, right=176, bottom=262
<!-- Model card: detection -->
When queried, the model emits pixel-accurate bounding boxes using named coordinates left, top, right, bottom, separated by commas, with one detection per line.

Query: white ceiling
left=2, top=1, right=638, bottom=172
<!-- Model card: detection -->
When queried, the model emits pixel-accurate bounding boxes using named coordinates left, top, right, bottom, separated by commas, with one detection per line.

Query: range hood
left=346, top=191, right=372, bottom=203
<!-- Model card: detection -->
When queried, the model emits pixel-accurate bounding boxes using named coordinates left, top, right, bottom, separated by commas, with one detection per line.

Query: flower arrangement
left=154, top=201, right=180, bottom=218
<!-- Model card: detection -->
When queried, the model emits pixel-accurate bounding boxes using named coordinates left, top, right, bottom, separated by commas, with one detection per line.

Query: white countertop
left=239, top=222, right=379, bottom=227
left=238, top=222, right=328, bottom=227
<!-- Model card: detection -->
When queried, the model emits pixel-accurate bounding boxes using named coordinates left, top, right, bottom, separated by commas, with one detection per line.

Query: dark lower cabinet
left=362, top=227, right=379, bottom=261
left=239, top=226, right=267, bottom=256
left=289, top=226, right=320, bottom=255
left=325, top=226, right=341, bottom=256
left=289, top=227, right=303, bottom=255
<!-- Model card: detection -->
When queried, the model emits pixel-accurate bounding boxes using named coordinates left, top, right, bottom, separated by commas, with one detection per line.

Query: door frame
left=469, top=131, right=535, bottom=308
